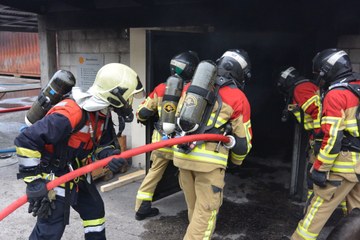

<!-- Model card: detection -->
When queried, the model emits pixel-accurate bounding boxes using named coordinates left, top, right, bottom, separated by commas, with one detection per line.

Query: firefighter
left=277, top=67, right=322, bottom=201
left=135, top=51, right=200, bottom=220
left=291, top=49, right=360, bottom=240
left=173, top=49, right=253, bottom=239
left=15, top=63, right=144, bottom=240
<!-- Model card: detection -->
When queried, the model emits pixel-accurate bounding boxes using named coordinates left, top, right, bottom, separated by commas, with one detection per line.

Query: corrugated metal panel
left=0, top=32, right=40, bottom=77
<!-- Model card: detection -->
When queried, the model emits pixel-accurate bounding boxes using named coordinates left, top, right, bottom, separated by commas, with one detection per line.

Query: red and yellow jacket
left=15, top=99, right=115, bottom=179
left=289, top=81, right=322, bottom=132
left=173, top=84, right=252, bottom=172
left=314, top=80, right=360, bottom=178
left=136, top=83, right=173, bottom=153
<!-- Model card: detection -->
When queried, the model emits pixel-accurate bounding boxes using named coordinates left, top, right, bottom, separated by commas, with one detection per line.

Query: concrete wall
left=57, top=29, right=141, bottom=166
left=338, top=35, right=360, bottom=72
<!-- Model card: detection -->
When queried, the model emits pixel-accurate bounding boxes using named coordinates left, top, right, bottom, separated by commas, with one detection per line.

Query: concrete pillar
left=130, top=28, right=147, bottom=168
left=37, top=15, right=57, bottom=88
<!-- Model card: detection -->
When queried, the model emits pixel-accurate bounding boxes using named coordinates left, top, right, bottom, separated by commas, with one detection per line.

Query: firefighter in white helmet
left=15, top=63, right=144, bottom=240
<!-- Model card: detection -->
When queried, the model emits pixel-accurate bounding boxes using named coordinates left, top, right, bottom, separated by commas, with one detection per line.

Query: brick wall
left=57, top=29, right=130, bottom=86
left=57, top=29, right=132, bottom=154
left=338, top=35, right=360, bottom=73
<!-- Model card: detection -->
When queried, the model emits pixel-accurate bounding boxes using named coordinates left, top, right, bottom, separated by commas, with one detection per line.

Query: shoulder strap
left=71, top=108, right=88, bottom=133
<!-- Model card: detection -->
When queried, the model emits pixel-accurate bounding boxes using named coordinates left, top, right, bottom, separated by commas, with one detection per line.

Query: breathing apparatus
left=25, top=70, right=76, bottom=126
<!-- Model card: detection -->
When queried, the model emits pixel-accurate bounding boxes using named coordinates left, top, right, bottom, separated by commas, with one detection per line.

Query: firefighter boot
left=135, top=201, right=159, bottom=221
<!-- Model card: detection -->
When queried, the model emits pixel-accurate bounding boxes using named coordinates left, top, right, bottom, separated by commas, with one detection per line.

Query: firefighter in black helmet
left=135, top=51, right=199, bottom=220
left=291, top=49, right=360, bottom=240
left=174, top=49, right=253, bottom=239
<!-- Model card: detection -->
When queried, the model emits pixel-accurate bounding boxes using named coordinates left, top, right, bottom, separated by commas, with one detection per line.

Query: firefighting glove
left=26, top=179, right=56, bottom=218
left=311, top=169, right=327, bottom=187
left=108, top=157, right=127, bottom=173
left=97, top=147, right=121, bottom=159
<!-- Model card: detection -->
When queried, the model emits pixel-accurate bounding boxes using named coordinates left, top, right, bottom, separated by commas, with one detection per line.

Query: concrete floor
left=0, top=101, right=341, bottom=239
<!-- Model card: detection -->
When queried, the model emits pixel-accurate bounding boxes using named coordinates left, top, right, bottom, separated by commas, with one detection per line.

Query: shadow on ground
left=140, top=157, right=345, bottom=240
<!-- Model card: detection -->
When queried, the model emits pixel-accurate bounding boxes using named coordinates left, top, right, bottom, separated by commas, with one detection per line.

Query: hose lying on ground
left=0, top=133, right=229, bottom=221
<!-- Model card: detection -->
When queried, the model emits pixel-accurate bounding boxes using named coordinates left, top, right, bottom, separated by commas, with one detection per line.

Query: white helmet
left=81, top=63, right=144, bottom=111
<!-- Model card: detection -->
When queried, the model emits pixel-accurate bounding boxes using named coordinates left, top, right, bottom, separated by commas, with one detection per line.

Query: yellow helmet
left=88, top=63, right=144, bottom=109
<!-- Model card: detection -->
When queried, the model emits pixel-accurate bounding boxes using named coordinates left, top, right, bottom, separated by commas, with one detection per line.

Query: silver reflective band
left=54, top=187, right=65, bottom=197
left=327, top=50, right=347, bottom=66
left=222, top=51, right=247, bottom=69
left=170, top=59, right=186, bottom=70
left=18, top=157, right=40, bottom=167
left=84, top=225, right=105, bottom=234
left=281, top=67, right=296, bottom=79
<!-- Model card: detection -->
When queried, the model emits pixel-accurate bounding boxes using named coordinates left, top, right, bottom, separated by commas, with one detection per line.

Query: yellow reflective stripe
left=157, top=105, right=162, bottom=117
left=302, top=94, right=322, bottom=128
left=244, top=120, right=252, bottom=154
left=296, top=224, right=318, bottom=240
left=153, top=131, right=173, bottom=152
left=207, top=114, right=227, bottom=128
left=203, top=210, right=217, bottom=240
left=137, top=191, right=154, bottom=201
left=344, top=119, right=359, bottom=137
left=174, top=146, right=228, bottom=166
left=231, top=151, right=246, bottom=162
left=321, top=116, right=341, bottom=154
left=23, top=174, right=42, bottom=183
left=331, top=162, right=355, bottom=173
left=318, top=152, right=337, bottom=164
left=303, top=196, right=324, bottom=229
left=16, top=147, right=41, bottom=158
left=83, top=218, right=105, bottom=227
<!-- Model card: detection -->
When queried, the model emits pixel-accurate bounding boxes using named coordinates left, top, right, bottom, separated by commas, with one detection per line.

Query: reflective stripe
left=18, top=156, right=40, bottom=167
left=203, top=210, right=217, bottom=240
left=83, top=218, right=105, bottom=227
left=344, top=119, right=359, bottom=137
left=244, top=120, right=252, bottom=153
left=84, top=225, right=105, bottom=234
left=231, top=151, right=246, bottom=162
left=296, top=224, right=318, bottom=240
left=54, top=187, right=65, bottom=197
left=137, top=191, right=154, bottom=201
left=174, top=145, right=228, bottom=166
left=222, top=51, right=248, bottom=69
left=318, top=152, right=337, bottom=164
left=207, top=114, right=227, bottom=128
left=79, top=125, right=89, bottom=133
left=16, top=147, right=41, bottom=158
left=303, top=196, right=324, bottom=229
left=321, top=117, right=341, bottom=154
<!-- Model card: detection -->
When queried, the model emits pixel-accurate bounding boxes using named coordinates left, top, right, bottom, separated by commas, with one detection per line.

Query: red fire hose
left=0, top=106, right=31, bottom=113
left=0, top=133, right=229, bottom=221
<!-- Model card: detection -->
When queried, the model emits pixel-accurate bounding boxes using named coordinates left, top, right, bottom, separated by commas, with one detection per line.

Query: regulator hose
left=0, top=133, right=229, bottom=221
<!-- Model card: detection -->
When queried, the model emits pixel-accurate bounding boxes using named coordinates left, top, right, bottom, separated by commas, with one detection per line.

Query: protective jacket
left=173, top=84, right=252, bottom=172
left=136, top=83, right=172, bottom=153
left=314, top=80, right=360, bottom=180
left=289, top=81, right=322, bottom=132
left=15, top=98, right=116, bottom=179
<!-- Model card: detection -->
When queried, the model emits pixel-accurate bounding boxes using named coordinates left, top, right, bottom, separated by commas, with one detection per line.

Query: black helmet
left=312, top=48, right=352, bottom=86
left=277, top=66, right=303, bottom=95
left=170, top=51, right=200, bottom=81
left=216, top=49, right=251, bottom=89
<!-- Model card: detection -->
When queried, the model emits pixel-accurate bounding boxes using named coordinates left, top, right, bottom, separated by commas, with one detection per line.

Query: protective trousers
left=29, top=182, right=106, bottom=240
left=291, top=179, right=360, bottom=240
left=135, top=150, right=173, bottom=211
left=179, top=168, right=225, bottom=240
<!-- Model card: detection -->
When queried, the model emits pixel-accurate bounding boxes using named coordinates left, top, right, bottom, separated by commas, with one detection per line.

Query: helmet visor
left=132, top=76, right=145, bottom=99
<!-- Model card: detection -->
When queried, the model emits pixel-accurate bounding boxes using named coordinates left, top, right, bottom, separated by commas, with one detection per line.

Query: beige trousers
left=291, top=178, right=360, bottom=240
left=135, top=150, right=173, bottom=211
left=179, top=168, right=225, bottom=240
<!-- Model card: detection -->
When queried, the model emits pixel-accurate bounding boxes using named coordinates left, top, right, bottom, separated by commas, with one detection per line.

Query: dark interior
left=146, top=30, right=333, bottom=200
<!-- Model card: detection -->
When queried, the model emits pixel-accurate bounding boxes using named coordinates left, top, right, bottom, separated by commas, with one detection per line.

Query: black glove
left=26, top=179, right=56, bottom=218
left=108, top=157, right=127, bottom=173
left=97, top=148, right=121, bottom=159
left=311, top=169, right=327, bottom=187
